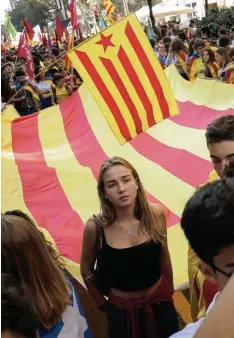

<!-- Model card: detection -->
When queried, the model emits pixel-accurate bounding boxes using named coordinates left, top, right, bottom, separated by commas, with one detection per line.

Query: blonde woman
left=81, top=157, right=178, bottom=338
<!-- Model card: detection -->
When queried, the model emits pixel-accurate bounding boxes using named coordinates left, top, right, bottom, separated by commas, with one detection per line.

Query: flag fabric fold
left=68, top=14, right=179, bottom=144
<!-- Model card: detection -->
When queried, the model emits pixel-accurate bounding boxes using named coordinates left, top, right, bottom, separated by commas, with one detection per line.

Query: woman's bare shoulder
left=149, top=203, right=165, bottom=217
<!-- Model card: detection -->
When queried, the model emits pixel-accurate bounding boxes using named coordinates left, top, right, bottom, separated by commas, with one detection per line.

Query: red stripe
left=118, top=46, right=155, bottom=128
left=178, top=51, right=186, bottom=62
left=60, top=91, right=179, bottom=227
left=171, top=101, right=234, bottom=129
left=75, top=50, right=131, bottom=142
left=11, top=113, right=84, bottom=263
left=100, top=56, right=143, bottom=135
left=125, top=22, right=170, bottom=120
left=130, top=132, right=212, bottom=187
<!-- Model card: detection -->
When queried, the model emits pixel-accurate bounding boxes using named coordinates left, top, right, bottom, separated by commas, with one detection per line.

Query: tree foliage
left=8, top=0, right=57, bottom=31
left=197, top=6, right=234, bottom=35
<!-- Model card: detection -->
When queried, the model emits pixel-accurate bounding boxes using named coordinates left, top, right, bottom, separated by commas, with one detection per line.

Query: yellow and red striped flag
left=103, top=0, right=115, bottom=24
left=68, top=14, right=179, bottom=144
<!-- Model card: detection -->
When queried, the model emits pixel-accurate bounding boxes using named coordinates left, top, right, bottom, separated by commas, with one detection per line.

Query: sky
left=0, top=0, right=10, bottom=22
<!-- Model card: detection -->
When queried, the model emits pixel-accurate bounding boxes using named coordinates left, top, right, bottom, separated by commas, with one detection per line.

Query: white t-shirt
left=170, top=293, right=220, bottom=338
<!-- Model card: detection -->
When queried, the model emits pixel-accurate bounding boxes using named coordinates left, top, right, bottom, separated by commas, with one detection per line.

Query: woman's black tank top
left=99, top=228, right=162, bottom=291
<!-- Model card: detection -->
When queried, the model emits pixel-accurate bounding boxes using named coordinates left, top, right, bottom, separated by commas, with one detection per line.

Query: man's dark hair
left=181, top=165, right=234, bottom=266
left=1, top=274, right=39, bottom=338
left=219, top=35, right=231, bottom=48
left=193, top=38, right=205, bottom=50
left=218, top=27, right=227, bottom=36
left=15, top=70, right=26, bottom=78
left=231, top=27, right=234, bottom=33
left=205, top=115, right=234, bottom=144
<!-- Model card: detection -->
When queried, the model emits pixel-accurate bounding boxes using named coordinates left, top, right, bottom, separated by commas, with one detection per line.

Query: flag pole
left=71, top=30, right=75, bottom=86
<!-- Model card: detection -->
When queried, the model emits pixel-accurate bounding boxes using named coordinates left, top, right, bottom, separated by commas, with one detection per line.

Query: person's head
left=35, top=67, right=46, bottom=82
left=1, top=274, right=39, bottom=338
left=230, top=27, right=234, bottom=39
left=43, top=54, right=52, bottom=67
left=229, top=48, right=234, bottom=62
left=205, top=115, right=234, bottom=178
left=177, top=31, right=186, bottom=42
left=162, top=36, right=171, bottom=45
left=193, top=38, right=205, bottom=56
left=203, top=37, right=210, bottom=48
left=188, top=38, right=195, bottom=56
left=170, top=37, right=185, bottom=54
left=181, top=167, right=234, bottom=291
left=58, top=66, right=68, bottom=77
left=56, top=74, right=65, bottom=88
left=202, top=48, right=215, bottom=64
left=2, top=63, right=12, bottom=75
left=215, top=47, right=231, bottom=66
left=1, top=210, right=71, bottom=329
left=97, top=157, right=164, bottom=242
left=15, top=71, right=27, bottom=84
left=218, top=35, right=231, bottom=49
left=58, top=58, right=65, bottom=67
left=218, top=27, right=227, bottom=37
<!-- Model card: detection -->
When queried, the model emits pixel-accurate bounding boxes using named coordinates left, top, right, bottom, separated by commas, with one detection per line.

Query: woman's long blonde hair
left=96, top=157, right=164, bottom=243
left=1, top=210, right=71, bottom=329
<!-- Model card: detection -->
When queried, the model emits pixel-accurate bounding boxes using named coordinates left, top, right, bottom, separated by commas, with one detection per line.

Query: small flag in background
left=68, top=14, right=179, bottom=144
left=22, top=17, right=35, bottom=40
left=103, top=0, right=115, bottom=24
left=18, top=29, right=34, bottom=79
left=69, top=0, right=78, bottom=30
left=56, top=16, right=64, bottom=41
left=4, top=13, right=17, bottom=40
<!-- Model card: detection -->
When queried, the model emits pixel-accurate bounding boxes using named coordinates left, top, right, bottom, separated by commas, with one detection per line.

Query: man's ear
left=198, top=260, right=217, bottom=283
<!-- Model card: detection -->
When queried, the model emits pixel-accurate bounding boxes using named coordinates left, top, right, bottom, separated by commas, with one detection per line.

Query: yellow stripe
left=37, top=104, right=100, bottom=223
left=165, top=65, right=234, bottom=109
left=79, top=84, right=195, bottom=217
left=147, top=119, right=210, bottom=161
left=1, top=107, right=33, bottom=216
left=69, top=52, right=126, bottom=144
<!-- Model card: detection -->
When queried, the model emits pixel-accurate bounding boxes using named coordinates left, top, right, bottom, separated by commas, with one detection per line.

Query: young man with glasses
left=170, top=163, right=234, bottom=337
left=189, top=114, right=234, bottom=321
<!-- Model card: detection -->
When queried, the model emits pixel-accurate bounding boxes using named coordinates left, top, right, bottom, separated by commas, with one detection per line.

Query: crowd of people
left=149, top=22, right=234, bottom=83
left=1, top=21, right=234, bottom=116
left=2, top=114, right=234, bottom=338
left=1, top=41, right=82, bottom=115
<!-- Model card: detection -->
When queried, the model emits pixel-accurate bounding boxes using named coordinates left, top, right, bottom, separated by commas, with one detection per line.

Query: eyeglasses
left=212, top=263, right=234, bottom=278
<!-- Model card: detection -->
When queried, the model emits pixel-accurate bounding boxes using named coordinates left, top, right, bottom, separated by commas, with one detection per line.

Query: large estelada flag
left=2, top=66, right=234, bottom=291
left=68, top=14, right=180, bottom=144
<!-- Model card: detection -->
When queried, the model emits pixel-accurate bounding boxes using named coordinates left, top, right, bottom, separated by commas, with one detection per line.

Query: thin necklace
left=117, top=220, right=136, bottom=237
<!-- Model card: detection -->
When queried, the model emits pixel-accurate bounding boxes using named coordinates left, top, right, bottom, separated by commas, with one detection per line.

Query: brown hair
left=96, top=157, right=164, bottom=243
left=205, top=115, right=234, bottom=144
left=193, top=38, right=205, bottom=50
left=202, top=48, right=215, bottom=63
left=1, top=210, right=71, bottom=329
left=215, top=47, right=231, bottom=63
left=170, top=38, right=187, bottom=54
